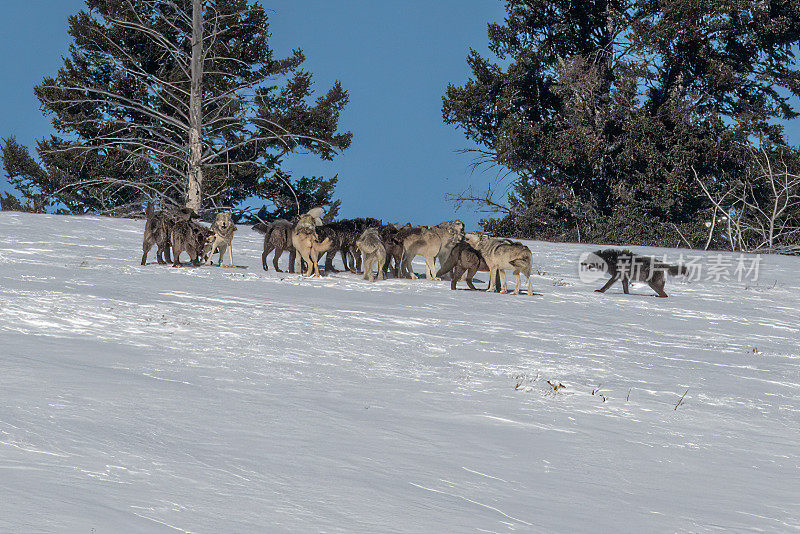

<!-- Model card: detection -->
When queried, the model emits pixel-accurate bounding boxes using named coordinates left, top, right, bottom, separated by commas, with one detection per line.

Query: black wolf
left=586, top=249, right=687, bottom=297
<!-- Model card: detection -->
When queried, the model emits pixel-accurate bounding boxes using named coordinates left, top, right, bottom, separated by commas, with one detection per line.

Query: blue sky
left=1, top=1, right=798, bottom=229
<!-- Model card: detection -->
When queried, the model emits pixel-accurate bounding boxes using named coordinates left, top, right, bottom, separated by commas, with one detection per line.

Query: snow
left=1, top=211, right=798, bottom=533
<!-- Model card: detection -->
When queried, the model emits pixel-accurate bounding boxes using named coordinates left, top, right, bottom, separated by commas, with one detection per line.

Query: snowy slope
left=0, top=211, right=798, bottom=533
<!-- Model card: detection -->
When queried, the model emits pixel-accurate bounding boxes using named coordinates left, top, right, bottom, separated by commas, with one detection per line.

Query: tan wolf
left=400, top=223, right=464, bottom=280
left=464, top=233, right=533, bottom=295
left=291, top=207, right=329, bottom=277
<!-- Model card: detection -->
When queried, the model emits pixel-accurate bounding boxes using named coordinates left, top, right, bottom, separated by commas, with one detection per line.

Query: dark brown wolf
left=171, top=219, right=212, bottom=267
left=314, top=223, right=349, bottom=273
left=141, top=203, right=196, bottom=265
left=586, top=249, right=687, bottom=297
left=435, top=241, right=500, bottom=290
left=377, top=223, right=407, bottom=277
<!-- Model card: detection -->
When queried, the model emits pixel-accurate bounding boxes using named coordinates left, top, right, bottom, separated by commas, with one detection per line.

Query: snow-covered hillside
left=1, top=212, right=798, bottom=533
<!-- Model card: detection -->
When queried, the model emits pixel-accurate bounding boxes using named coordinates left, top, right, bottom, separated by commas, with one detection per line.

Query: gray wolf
left=171, top=217, right=212, bottom=267
left=583, top=249, right=686, bottom=297
left=400, top=223, right=464, bottom=280
left=435, top=241, right=500, bottom=290
left=205, top=212, right=237, bottom=266
left=356, top=228, right=387, bottom=281
left=254, top=219, right=297, bottom=273
left=464, top=233, right=533, bottom=295
left=141, top=203, right=195, bottom=265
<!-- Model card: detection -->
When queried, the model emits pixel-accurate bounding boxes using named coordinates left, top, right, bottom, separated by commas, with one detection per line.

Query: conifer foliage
left=2, top=0, right=351, bottom=216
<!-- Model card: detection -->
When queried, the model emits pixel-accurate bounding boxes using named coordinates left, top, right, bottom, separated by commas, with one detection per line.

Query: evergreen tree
left=3, top=0, right=350, bottom=215
left=443, top=0, right=800, bottom=245
left=250, top=172, right=341, bottom=223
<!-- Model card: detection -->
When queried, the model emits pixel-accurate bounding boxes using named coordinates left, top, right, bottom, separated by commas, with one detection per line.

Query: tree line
left=443, top=0, right=800, bottom=253
left=3, top=0, right=800, bottom=253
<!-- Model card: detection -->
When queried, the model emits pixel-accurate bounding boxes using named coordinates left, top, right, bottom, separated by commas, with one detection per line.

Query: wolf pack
left=141, top=205, right=688, bottom=297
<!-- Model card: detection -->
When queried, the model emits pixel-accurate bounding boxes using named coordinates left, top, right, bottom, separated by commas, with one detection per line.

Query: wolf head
left=173, top=207, right=198, bottom=222
left=578, top=250, right=609, bottom=283
left=306, top=206, right=325, bottom=226
left=464, top=232, right=487, bottom=248
left=213, top=212, right=236, bottom=234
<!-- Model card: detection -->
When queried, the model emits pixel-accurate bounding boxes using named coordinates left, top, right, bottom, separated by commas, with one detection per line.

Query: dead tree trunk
left=186, top=0, right=204, bottom=213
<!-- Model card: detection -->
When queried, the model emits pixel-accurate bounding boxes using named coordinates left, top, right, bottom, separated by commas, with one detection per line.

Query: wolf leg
left=403, top=253, right=417, bottom=279
left=392, top=252, right=401, bottom=277
left=262, top=244, right=274, bottom=271
left=325, top=250, right=339, bottom=273
left=595, top=274, right=620, bottom=293
left=499, top=270, right=508, bottom=293
left=426, top=256, right=440, bottom=280
left=621, top=276, right=630, bottom=294
left=363, top=255, right=371, bottom=280
left=300, top=249, right=313, bottom=277
left=465, top=266, right=479, bottom=290
left=204, top=242, right=216, bottom=266
left=648, top=280, right=668, bottom=297
left=377, top=256, right=385, bottom=280
left=512, top=270, right=521, bottom=295
left=486, top=267, right=497, bottom=292
left=452, top=266, right=465, bottom=290
left=287, top=249, right=296, bottom=273
left=171, top=236, right=182, bottom=267
left=309, top=250, right=321, bottom=277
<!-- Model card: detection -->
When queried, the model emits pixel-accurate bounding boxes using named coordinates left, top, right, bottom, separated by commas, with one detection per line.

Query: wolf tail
left=251, top=222, right=271, bottom=234
left=145, top=201, right=154, bottom=219
left=668, top=264, right=687, bottom=276
left=509, top=252, right=533, bottom=272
